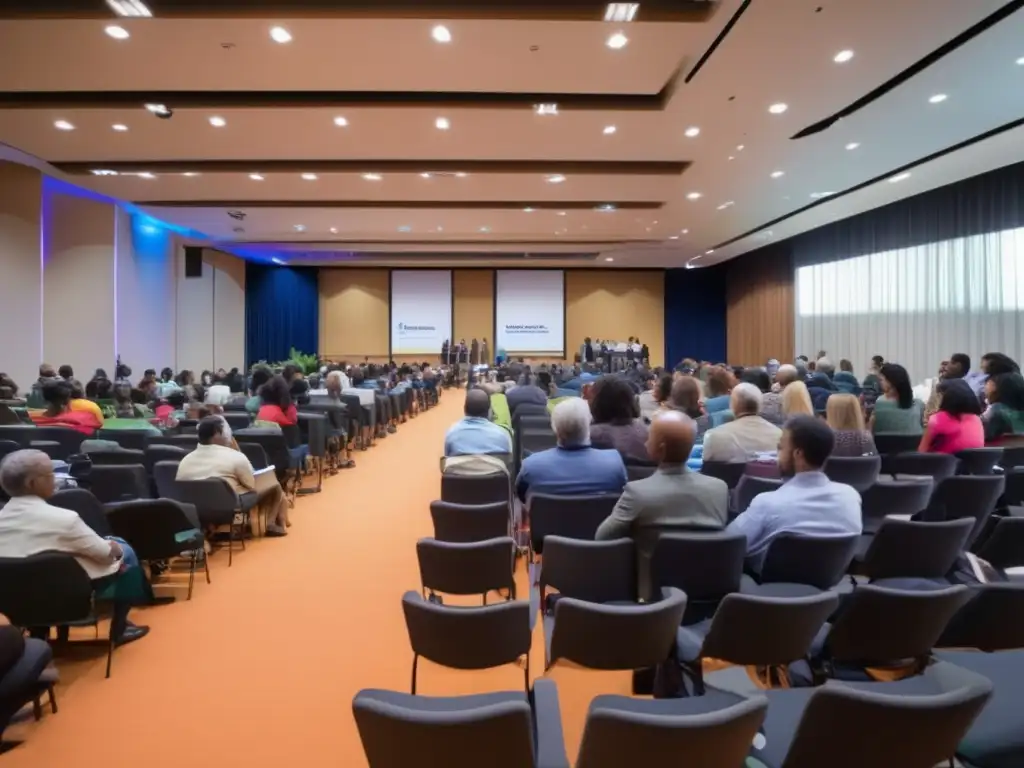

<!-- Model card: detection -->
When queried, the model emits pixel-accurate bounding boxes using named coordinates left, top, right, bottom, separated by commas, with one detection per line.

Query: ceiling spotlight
left=54, top=120, right=75, bottom=131
left=546, top=174, right=567, bottom=184
left=686, top=192, right=702, bottom=200
left=432, top=25, right=452, bottom=43
left=606, top=32, right=629, bottom=49
left=209, top=116, right=226, bottom=127
left=669, top=236, right=679, bottom=240
left=604, top=256, right=616, bottom=262
left=716, top=201, right=734, bottom=210
left=736, top=144, right=745, bottom=151
left=524, top=207, right=535, bottom=213
left=768, top=103, right=788, bottom=114
left=362, top=173, right=382, bottom=181
left=301, top=173, right=318, bottom=181
left=111, top=123, right=128, bottom=132
left=705, top=249, right=715, bottom=255
left=398, top=225, right=412, bottom=233
left=455, top=172, right=468, bottom=178
left=833, top=49, right=854, bottom=63
left=137, top=172, right=155, bottom=179
left=105, top=25, right=130, bottom=40
left=145, top=103, right=172, bottom=118
left=929, top=93, right=948, bottom=104
left=436, top=226, right=444, bottom=232
left=271, top=258, right=285, bottom=265
left=270, top=26, right=292, bottom=43
left=809, top=191, right=835, bottom=199
left=845, top=142, right=860, bottom=150
left=557, top=211, right=567, bottom=216
left=182, top=172, right=199, bottom=177
left=91, top=169, right=119, bottom=176
left=728, top=156, right=735, bottom=161
left=333, top=116, right=348, bottom=127
left=535, top=103, right=559, bottom=116
left=770, top=170, right=785, bottom=178
left=684, top=126, right=700, bottom=138
left=596, top=203, right=616, bottom=212
left=294, top=224, right=306, bottom=232
left=604, top=3, right=639, bottom=22
left=249, top=173, right=264, bottom=181
left=420, top=172, right=432, bottom=179
left=681, top=229, right=689, bottom=234
left=1017, top=56, right=1024, bottom=65
left=330, top=227, right=338, bottom=234
left=435, top=117, right=450, bottom=130
left=479, top=226, right=491, bottom=233
left=106, top=0, right=152, bottom=17
left=603, top=125, right=617, bottom=135
left=889, top=172, right=911, bottom=183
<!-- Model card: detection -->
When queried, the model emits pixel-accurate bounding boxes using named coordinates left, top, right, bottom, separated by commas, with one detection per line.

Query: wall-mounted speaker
left=184, top=246, right=203, bottom=278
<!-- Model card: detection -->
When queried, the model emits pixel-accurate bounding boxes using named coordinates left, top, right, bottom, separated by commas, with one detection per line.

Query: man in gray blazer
left=596, top=411, right=729, bottom=600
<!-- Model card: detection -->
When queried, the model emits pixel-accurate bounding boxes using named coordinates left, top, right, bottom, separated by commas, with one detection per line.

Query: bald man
left=444, top=387, right=512, bottom=457
left=596, top=411, right=729, bottom=600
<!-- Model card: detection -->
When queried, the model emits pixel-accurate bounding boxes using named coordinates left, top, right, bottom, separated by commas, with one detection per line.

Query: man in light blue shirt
left=727, top=415, right=861, bottom=572
left=444, top=388, right=512, bottom=457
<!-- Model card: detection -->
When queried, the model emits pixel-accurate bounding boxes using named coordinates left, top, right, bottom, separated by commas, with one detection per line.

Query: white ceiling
left=0, top=0, right=1022, bottom=266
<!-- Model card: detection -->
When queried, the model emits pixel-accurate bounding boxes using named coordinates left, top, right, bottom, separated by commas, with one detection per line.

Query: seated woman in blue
left=702, top=367, right=734, bottom=417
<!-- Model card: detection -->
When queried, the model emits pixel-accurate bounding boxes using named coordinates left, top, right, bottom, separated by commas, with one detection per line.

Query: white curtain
left=795, top=226, right=1024, bottom=384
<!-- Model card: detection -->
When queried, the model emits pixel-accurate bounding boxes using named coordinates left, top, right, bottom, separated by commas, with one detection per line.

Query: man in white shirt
left=0, top=449, right=150, bottom=645
left=176, top=416, right=290, bottom=536
left=702, top=383, right=783, bottom=462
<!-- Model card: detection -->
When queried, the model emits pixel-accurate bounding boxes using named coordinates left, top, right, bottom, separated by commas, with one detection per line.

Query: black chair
left=919, top=474, right=1005, bottom=546
left=539, top=537, right=637, bottom=608
left=0, top=426, right=85, bottom=459
left=860, top=479, right=933, bottom=534
left=146, top=434, right=200, bottom=451
left=873, top=432, right=923, bottom=457
left=746, top=534, right=859, bottom=594
left=733, top=476, right=783, bottom=515
left=49, top=488, right=111, bottom=537
left=973, top=515, right=1024, bottom=572
left=237, top=441, right=269, bottom=470
left=416, top=537, right=516, bottom=603
left=234, top=430, right=293, bottom=484
left=429, top=500, right=510, bottom=543
left=885, top=451, right=957, bottom=482
left=626, top=463, right=657, bottom=482
left=106, top=500, right=208, bottom=600
left=938, top=583, right=1024, bottom=651
left=1007, top=467, right=1024, bottom=505
left=88, top=448, right=146, bottom=466
left=823, top=455, right=881, bottom=493
left=440, top=473, right=510, bottom=507
left=96, top=429, right=151, bottom=452
left=85, top=464, right=151, bottom=503
left=151, top=460, right=181, bottom=500
left=0, top=629, right=55, bottom=740
left=856, top=518, right=974, bottom=583
left=143, top=444, right=188, bottom=476
left=222, top=412, right=252, bottom=431
left=956, top=447, right=1004, bottom=475
left=529, top=494, right=620, bottom=557
left=0, top=439, right=22, bottom=464
left=998, top=445, right=1024, bottom=470
left=699, top=461, right=747, bottom=489
left=652, top=531, right=746, bottom=623
left=296, top=412, right=326, bottom=493
left=164, top=473, right=254, bottom=566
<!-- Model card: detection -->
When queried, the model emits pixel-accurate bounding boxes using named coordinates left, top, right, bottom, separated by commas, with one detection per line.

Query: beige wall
left=566, top=271, right=665, bottom=366
left=0, top=162, right=43, bottom=386
left=319, top=269, right=390, bottom=360
left=174, top=247, right=247, bottom=373
left=453, top=269, right=494, bottom=349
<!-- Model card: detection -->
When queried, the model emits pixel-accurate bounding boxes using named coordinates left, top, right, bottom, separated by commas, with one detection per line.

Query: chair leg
left=48, top=684, right=57, bottom=714
left=228, top=526, right=234, bottom=567
left=105, top=634, right=114, bottom=679
left=411, top=654, right=419, bottom=695
left=187, top=552, right=196, bottom=600
left=32, top=695, right=42, bottom=721
left=204, top=550, right=212, bottom=584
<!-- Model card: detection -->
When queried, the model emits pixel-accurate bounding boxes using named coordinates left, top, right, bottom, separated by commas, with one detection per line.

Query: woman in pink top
left=920, top=378, right=984, bottom=454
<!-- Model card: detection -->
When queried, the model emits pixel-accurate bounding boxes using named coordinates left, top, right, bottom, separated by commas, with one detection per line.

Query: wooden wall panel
left=566, top=271, right=665, bottom=366
left=453, top=269, right=494, bottom=349
left=319, top=269, right=390, bottom=360
left=726, top=255, right=794, bottom=365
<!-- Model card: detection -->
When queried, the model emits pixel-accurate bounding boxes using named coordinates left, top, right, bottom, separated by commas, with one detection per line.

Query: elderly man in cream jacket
left=702, top=383, right=783, bottom=462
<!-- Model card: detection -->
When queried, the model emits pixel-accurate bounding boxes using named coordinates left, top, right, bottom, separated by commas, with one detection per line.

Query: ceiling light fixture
left=420, top=172, right=432, bottom=179
left=137, top=172, right=155, bottom=179
left=681, top=229, right=689, bottom=234
left=398, top=225, right=412, bottom=233
left=362, top=173, right=382, bottom=181
left=1017, top=56, right=1024, bottom=65
left=432, top=25, right=452, bottom=43
left=705, top=249, right=715, bottom=255
left=809, top=191, right=835, bottom=199
left=455, top=172, right=468, bottom=178
left=209, top=116, right=226, bottom=127
left=249, top=173, right=264, bottom=181
left=145, top=103, right=172, bottom=118
left=833, top=49, right=854, bottom=63
left=106, top=0, right=152, bottom=17
left=294, top=224, right=306, bottom=232
left=91, top=169, right=119, bottom=176
left=105, top=25, right=130, bottom=40
left=684, top=126, right=700, bottom=138
left=736, top=144, right=745, bottom=151
left=768, top=103, right=788, bottom=114
left=716, top=201, right=734, bottom=210
left=845, top=142, right=860, bottom=150
left=605, top=256, right=616, bottom=262
left=524, top=207, right=535, bottom=213
left=435, top=116, right=450, bottom=130
left=54, top=120, right=74, bottom=131
left=333, top=116, right=348, bottom=127
left=270, top=26, right=292, bottom=43
left=603, top=125, right=617, bottom=135
left=596, top=204, right=616, bottom=212
left=686, top=192, right=702, bottom=200
left=606, top=31, right=629, bottom=49
left=182, top=172, right=199, bottom=177
left=301, top=173, right=317, bottom=181
left=889, top=172, right=911, bottom=183
left=557, top=211, right=567, bottom=216
left=546, top=174, right=566, bottom=184
left=669, top=236, right=679, bottom=240
left=604, top=3, right=639, bottom=22
left=112, top=123, right=128, bottom=132
left=728, top=156, right=735, bottom=161
left=535, top=103, right=559, bottom=116
left=330, top=227, right=338, bottom=234
left=929, top=93, right=948, bottom=104
left=479, top=226, right=491, bottom=233
left=770, top=170, right=785, bottom=178
left=271, top=258, right=285, bottom=265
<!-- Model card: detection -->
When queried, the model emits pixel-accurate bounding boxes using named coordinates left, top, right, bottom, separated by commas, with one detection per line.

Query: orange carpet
left=3, top=393, right=631, bottom=766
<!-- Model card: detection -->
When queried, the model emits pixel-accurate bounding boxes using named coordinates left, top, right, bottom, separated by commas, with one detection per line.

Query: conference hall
left=1, top=1, right=1023, bottom=766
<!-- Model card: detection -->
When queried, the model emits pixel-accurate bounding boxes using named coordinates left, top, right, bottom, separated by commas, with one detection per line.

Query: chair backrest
left=89, top=448, right=146, bottom=466
left=999, top=445, right=1024, bottom=470
left=222, top=412, right=252, bottom=431
left=401, top=591, right=531, bottom=671
left=652, top=532, right=746, bottom=603
left=440, top=473, right=510, bottom=507
left=49, top=488, right=112, bottom=537
left=416, top=537, right=516, bottom=597
left=296, top=413, right=326, bottom=457
left=514, top=413, right=552, bottom=432
left=280, top=423, right=303, bottom=449
left=626, top=464, right=657, bottom=482
left=540, top=537, right=636, bottom=605
left=824, top=584, right=971, bottom=665
left=152, top=460, right=182, bottom=499
left=105, top=500, right=198, bottom=560
left=937, top=583, right=1024, bottom=651
left=529, top=494, right=620, bottom=554
left=859, top=479, right=933, bottom=534
left=699, top=461, right=747, bottom=489
left=884, top=452, right=957, bottom=483
left=699, top=592, right=838, bottom=667
left=429, top=500, right=510, bottom=542
left=519, top=428, right=558, bottom=459
left=1007, top=467, right=1024, bottom=506
left=352, top=689, right=535, bottom=768
left=823, top=455, right=881, bottom=492
left=0, top=552, right=94, bottom=627
left=925, top=475, right=1005, bottom=545
left=779, top=676, right=992, bottom=768
left=734, top=476, right=783, bottom=514
left=860, top=518, right=973, bottom=579
left=25, top=426, right=87, bottom=459
left=0, top=425, right=37, bottom=446
left=96, top=429, right=150, bottom=452
left=86, top=464, right=151, bottom=503
left=143, top=444, right=189, bottom=475
left=577, top=694, right=768, bottom=768
left=548, top=587, right=686, bottom=670
left=233, top=430, right=291, bottom=470
left=172, top=477, right=239, bottom=524
left=873, top=432, right=923, bottom=456
left=974, top=515, right=1024, bottom=570
left=237, top=441, right=269, bottom=470
left=955, top=447, right=1003, bottom=475
left=759, top=534, right=859, bottom=589
left=0, top=439, right=21, bottom=463
left=511, top=403, right=548, bottom=421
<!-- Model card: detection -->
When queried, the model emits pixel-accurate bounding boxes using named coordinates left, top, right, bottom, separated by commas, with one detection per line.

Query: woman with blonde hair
left=781, top=380, right=814, bottom=418
left=826, top=393, right=877, bottom=456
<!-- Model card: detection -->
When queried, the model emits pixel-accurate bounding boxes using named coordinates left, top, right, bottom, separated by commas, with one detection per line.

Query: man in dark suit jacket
left=596, top=411, right=728, bottom=600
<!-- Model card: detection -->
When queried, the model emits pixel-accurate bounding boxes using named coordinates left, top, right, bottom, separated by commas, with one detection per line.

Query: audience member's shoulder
left=691, top=471, right=729, bottom=493
left=830, top=478, right=863, bottom=502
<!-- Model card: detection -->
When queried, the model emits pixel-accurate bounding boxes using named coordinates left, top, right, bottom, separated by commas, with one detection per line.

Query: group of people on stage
left=440, top=338, right=491, bottom=368
left=580, top=336, right=649, bottom=372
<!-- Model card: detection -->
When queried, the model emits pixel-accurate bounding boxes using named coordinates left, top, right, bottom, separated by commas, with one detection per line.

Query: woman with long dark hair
left=983, top=372, right=1024, bottom=443
left=920, top=378, right=983, bottom=453
left=870, top=363, right=924, bottom=435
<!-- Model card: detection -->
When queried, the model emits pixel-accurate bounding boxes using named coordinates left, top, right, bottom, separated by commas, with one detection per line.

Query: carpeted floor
left=4, top=392, right=631, bottom=766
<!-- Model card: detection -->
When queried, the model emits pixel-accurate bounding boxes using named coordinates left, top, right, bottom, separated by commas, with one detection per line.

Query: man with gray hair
left=763, top=364, right=801, bottom=425
left=515, top=397, right=627, bottom=503
left=0, top=449, right=150, bottom=646
left=702, top=382, right=783, bottom=462
left=815, top=357, right=836, bottom=379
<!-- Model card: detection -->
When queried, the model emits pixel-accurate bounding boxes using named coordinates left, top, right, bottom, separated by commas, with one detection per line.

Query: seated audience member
left=113, top=383, right=145, bottom=419
left=257, top=375, right=298, bottom=427
left=505, top=372, right=549, bottom=416
left=805, top=367, right=836, bottom=413
left=727, top=416, right=862, bottom=572
left=0, top=449, right=150, bottom=644
left=246, top=365, right=274, bottom=414
left=826, top=393, right=876, bottom=456
left=702, top=367, right=734, bottom=416
left=67, top=379, right=105, bottom=426
left=153, top=390, right=188, bottom=425
left=782, top=380, right=815, bottom=420
left=58, top=364, right=74, bottom=381
left=983, top=372, right=1024, bottom=443
left=946, top=352, right=986, bottom=398
left=669, top=376, right=713, bottom=441
left=920, top=378, right=984, bottom=454
left=870, top=363, right=924, bottom=435
left=762, top=364, right=798, bottom=425
left=981, top=353, right=1020, bottom=380
left=702, top=383, right=783, bottom=462
left=639, top=372, right=672, bottom=423
left=515, top=398, right=627, bottom=503
left=205, top=377, right=232, bottom=407
left=863, top=355, right=885, bottom=391
left=26, top=364, right=60, bottom=408
left=589, top=376, right=650, bottom=463
left=176, top=416, right=290, bottom=536
left=444, top=388, right=512, bottom=457
left=833, top=359, right=861, bottom=395
left=29, top=380, right=101, bottom=435
left=155, top=367, right=179, bottom=398
left=596, top=411, right=728, bottom=599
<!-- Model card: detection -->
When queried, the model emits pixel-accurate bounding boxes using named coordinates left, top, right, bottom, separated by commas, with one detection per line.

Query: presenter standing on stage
left=481, top=338, right=490, bottom=366
left=441, top=339, right=450, bottom=368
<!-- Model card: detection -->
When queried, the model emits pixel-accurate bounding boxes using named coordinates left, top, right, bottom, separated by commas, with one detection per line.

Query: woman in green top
left=983, top=373, right=1024, bottom=443
left=870, top=363, right=924, bottom=435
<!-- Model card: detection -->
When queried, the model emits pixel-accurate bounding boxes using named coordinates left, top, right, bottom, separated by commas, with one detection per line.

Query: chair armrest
left=531, top=678, right=570, bottom=768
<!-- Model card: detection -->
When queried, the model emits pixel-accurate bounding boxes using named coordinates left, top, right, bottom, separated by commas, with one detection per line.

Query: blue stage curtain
left=664, top=266, right=727, bottom=367
left=245, top=263, right=319, bottom=366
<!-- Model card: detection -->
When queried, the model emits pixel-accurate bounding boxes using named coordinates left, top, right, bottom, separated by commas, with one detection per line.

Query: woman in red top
left=256, top=375, right=298, bottom=426
left=920, top=378, right=985, bottom=454
left=30, top=379, right=101, bottom=435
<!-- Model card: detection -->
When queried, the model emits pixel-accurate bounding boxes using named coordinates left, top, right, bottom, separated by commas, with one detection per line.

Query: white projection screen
left=495, top=270, right=565, bottom=355
left=390, top=270, right=453, bottom=355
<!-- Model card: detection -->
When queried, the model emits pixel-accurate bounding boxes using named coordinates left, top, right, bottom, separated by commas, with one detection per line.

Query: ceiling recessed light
left=112, top=123, right=128, bottom=132
left=607, top=31, right=628, bottom=49
left=294, top=224, right=306, bottom=232
left=604, top=256, right=615, bottom=262
left=706, top=249, right=715, bottom=255
left=249, top=173, right=264, bottom=181
left=727, top=156, right=735, bottom=161
left=716, top=201, right=734, bottom=210
left=105, top=25, right=130, bottom=40
left=557, top=211, right=567, bottom=216
left=479, top=226, right=491, bottom=233
left=106, top=0, right=152, bottom=17
left=809, top=191, right=835, bottom=199
left=535, top=103, right=559, bottom=116
left=432, top=25, right=452, bottom=43
left=333, top=116, right=348, bottom=127
left=768, top=103, right=788, bottom=114
left=546, top=174, right=566, bottom=184
left=270, top=26, right=292, bottom=43
left=91, top=169, right=119, bottom=176
left=681, top=229, right=689, bottom=234
left=145, top=103, right=171, bottom=117
left=436, top=226, right=444, bottom=232
left=330, top=227, right=338, bottom=234
left=833, top=49, right=854, bottom=63
left=603, top=125, right=617, bottom=135
left=455, top=172, right=468, bottom=178
left=362, top=172, right=382, bottom=181
left=770, top=170, right=785, bottom=178
left=684, top=126, right=700, bottom=138
left=209, top=116, right=226, bottom=127
left=736, top=144, right=745, bottom=151
left=182, top=172, right=199, bottom=177
left=604, top=3, right=639, bottom=22
left=596, top=203, right=616, bottom=212
left=301, top=173, right=318, bottom=181
left=271, top=257, right=285, bottom=265
left=137, top=172, right=155, bottom=179
left=523, top=207, right=535, bottom=213
left=420, top=172, right=432, bottom=179
left=889, top=172, right=911, bottom=183
left=669, top=236, right=679, bottom=240
left=928, top=93, right=948, bottom=104
left=686, top=192, right=702, bottom=200
left=54, top=120, right=74, bottom=131
left=845, top=142, right=860, bottom=150
left=435, top=116, right=450, bottom=130
left=398, top=225, right=412, bottom=233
